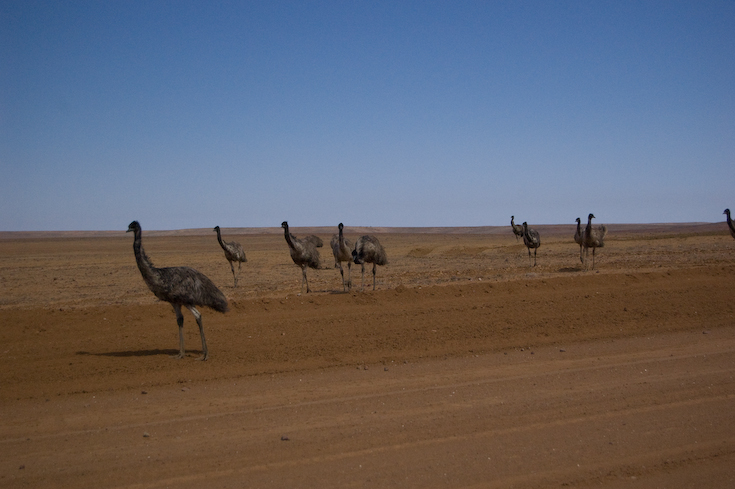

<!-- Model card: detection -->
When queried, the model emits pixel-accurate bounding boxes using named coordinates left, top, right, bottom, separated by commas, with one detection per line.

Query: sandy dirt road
left=1, top=223, right=734, bottom=487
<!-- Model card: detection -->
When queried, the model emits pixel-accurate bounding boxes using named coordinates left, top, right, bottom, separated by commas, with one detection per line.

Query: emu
left=330, top=223, right=353, bottom=291
left=573, top=217, right=584, bottom=263
left=522, top=222, right=541, bottom=267
left=511, top=216, right=523, bottom=241
left=281, top=221, right=321, bottom=293
left=724, top=209, right=735, bottom=240
left=127, top=221, right=228, bottom=361
left=352, top=235, right=388, bottom=291
left=582, top=213, right=608, bottom=269
left=213, top=226, right=247, bottom=287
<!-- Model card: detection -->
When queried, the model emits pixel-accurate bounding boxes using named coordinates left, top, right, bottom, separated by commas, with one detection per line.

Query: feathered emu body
left=522, top=222, right=541, bottom=267
left=724, top=209, right=735, bottom=240
left=282, top=221, right=321, bottom=293
left=128, top=221, right=228, bottom=361
left=352, top=235, right=388, bottom=291
left=582, top=213, right=608, bottom=269
left=330, top=222, right=353, bottom=291
left=213, top=226, right=247, bottom=287
left=511, top=216, right=523, bottom=241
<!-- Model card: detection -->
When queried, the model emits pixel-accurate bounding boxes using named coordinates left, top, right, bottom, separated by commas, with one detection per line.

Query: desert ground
left=1, top=221, right=734, bottom=488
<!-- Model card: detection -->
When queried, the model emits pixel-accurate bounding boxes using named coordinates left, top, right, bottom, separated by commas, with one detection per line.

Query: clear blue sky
left=2, top=1, right=733, bottom=231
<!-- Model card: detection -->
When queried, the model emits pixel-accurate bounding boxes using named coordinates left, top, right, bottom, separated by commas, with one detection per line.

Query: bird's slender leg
left=172, top=304, right=185, bottom=359
left=230, top=261, right=237, bottom=287
left=372, top=263, right=377, bottom=290
left=302, top=265, right=311, bottom=293
left=534, top=248, right=537, bottom=267
left=347, top=262, right=352, bottom=290
left=187, top=306, right=208, bottom=361
left=339, top=262, right=346, bottom=291
left=592, top=248, right=596, bottom=270
left=361, top=263, right=366, bottom=291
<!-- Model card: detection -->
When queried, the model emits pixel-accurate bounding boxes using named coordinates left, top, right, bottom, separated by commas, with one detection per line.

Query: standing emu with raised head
left=511, top=216, right=523, bottom=241
left=213, top=226, right=247, bottom=287
left=352, top=235, right=388, bottom=291
left=282, top=221, right=321, bottom=293
left=724, top=209, right=735, bottom=240
left=127, top=221, right=228, bottom=361
left=573, top=217, right=584, bottom=263
left=522, top=222, right=541, bottom=267
left=582, top=213, right=608, bottom=269
left=330, top=223, right=353, bottom=291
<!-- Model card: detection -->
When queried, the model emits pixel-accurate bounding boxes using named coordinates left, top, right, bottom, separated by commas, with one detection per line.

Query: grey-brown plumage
left=352, top=235, right=388, bottom=291
left=724, top=209, right=735, bottom=239
left=511, top=216, right=523, bottom=241
left=330, top=223, right=353, bottom=291
left=303, top=235, right=324, bottom=248
left=582, top=213, right=608, bottom=269
left=522, top=222, right=541, bottom=267
left=282, top=221, right=321, bottom=293
left=213, top=226, right=247, bottom=287
left=573, top=217, right=584, bottom=263
left=127, top=221, right=228, bottom=361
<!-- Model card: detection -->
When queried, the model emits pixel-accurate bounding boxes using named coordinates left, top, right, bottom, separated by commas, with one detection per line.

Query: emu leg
left=172, top=304, right=185, bottom=359
left=302, top=265, right=311, bottom=293
left=187, top=306, right=208, bottom=361
left=347, top=262, right=352, bottom=290
left=339, top=262, right=346, bottom=291
left=372, top=263, right=377, bottom=290
left=361, top=263, right=366, bottom=291
left=230, top=261, right=237, bottom=287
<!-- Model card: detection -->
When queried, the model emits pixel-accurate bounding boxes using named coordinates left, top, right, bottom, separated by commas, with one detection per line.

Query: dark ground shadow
left=76, top=349, right=201, bottom=358
left=558, top=267, right=585, bottom=273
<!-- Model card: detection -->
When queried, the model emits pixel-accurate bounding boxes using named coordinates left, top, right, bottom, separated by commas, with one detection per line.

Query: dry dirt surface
left=1, top=222, right=734, bottom=488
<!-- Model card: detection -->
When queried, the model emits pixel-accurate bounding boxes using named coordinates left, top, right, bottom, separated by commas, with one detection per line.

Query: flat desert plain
left=1, top=222, right=734, bottom=488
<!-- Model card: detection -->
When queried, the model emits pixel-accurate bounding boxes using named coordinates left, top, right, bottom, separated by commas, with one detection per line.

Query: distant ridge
left=0, top=222, right=726, bottom=240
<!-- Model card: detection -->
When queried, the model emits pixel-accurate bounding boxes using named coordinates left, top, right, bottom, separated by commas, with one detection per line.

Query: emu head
left=127, top=221, right=140, bottom=233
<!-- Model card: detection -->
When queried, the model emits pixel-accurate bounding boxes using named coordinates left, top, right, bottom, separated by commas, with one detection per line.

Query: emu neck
left=132, top=228, right=158, bottom=283
left=215, top=229, right=225, bottom=247
left=283, top=226, right=295, bottom=248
